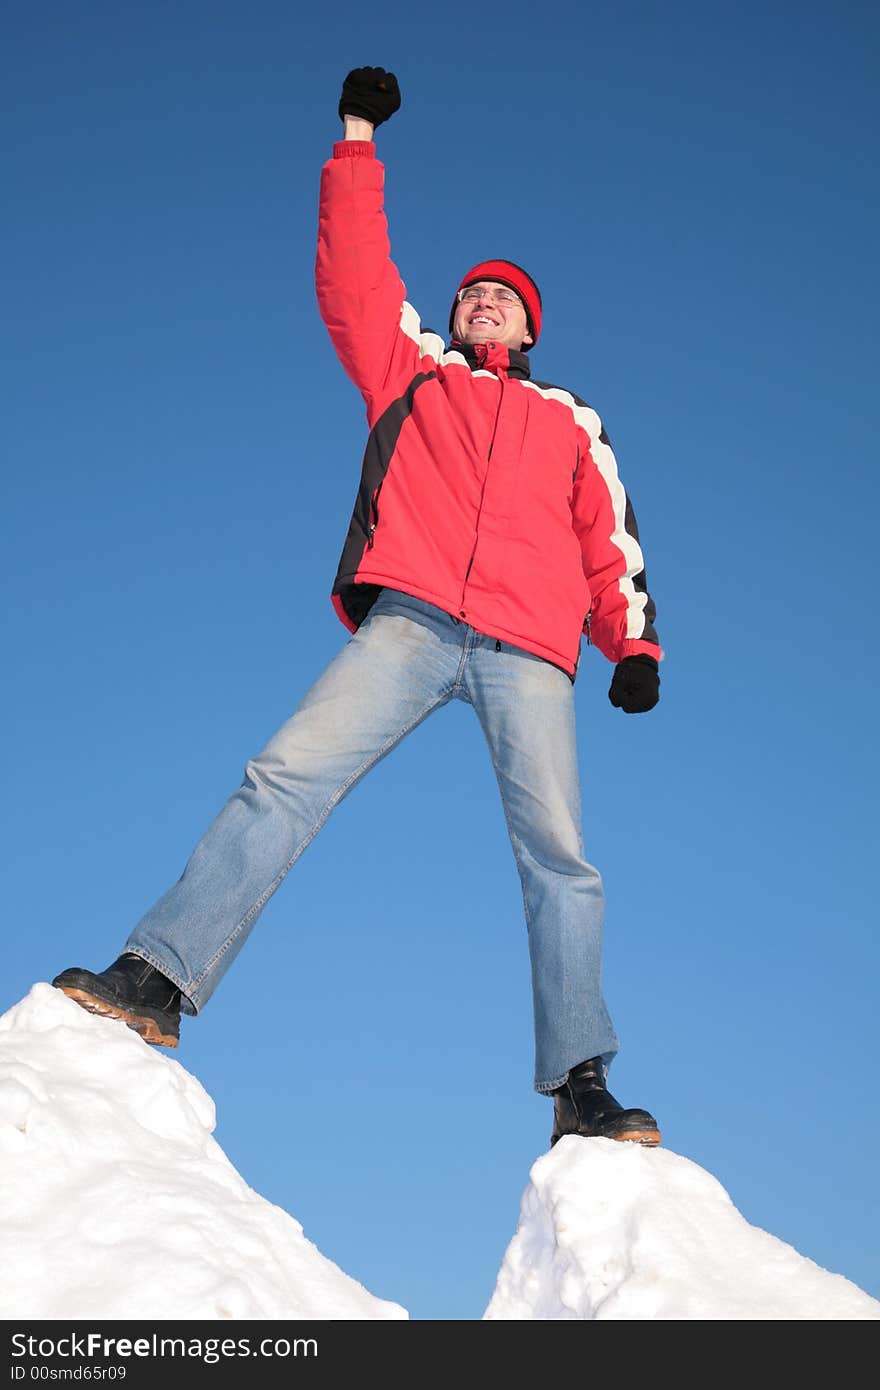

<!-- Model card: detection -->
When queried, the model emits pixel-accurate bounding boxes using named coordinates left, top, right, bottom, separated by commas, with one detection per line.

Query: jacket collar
left=449, top=339, right=532, bottom=380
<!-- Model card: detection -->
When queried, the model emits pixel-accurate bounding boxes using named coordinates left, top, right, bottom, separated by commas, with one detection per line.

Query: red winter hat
left=449, top=259, right=542, bottom=349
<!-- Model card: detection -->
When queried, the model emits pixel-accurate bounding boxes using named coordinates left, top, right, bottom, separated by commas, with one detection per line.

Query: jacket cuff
left=620, top=638, right=665, bottom=663
left=332, top=140, right=376, bottom=159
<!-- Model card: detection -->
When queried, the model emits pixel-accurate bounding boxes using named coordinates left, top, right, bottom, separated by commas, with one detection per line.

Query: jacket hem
left=336, top=571, right=580, bottom=678
left=331, top=592, right=358, bottom=632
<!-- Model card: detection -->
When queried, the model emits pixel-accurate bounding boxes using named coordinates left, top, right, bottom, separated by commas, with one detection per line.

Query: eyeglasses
left=457, top=285, right=523, bottom=308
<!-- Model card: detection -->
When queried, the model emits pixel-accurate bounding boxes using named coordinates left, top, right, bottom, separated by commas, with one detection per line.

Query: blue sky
left=4, top=1, right=878, bottom=1320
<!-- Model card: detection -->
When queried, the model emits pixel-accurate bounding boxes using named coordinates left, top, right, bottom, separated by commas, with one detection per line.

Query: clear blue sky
left=4, top=1, right=878, bottom=1320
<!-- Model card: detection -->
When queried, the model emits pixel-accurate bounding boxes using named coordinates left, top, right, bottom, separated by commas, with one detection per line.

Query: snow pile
left=2, top=984, right=878, bottom=1321
left=0, top=985, right=407, bottom=1320
left=485, top=1136, right=880, bottom=1320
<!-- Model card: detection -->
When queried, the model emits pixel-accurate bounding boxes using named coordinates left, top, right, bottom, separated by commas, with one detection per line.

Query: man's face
left=452, top=282, right=533, bottom=350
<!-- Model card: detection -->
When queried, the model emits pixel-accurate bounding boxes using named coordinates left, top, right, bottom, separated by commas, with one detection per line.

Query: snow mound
left=484, top=1134, right=880, bottom=1320
left=4, top=984, right=878, bottom=1322
left=0, top=984, right=408, bottom=1320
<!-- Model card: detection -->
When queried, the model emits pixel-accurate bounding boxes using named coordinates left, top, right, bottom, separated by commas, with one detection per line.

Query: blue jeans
left=126, top=590, right=619, bottom=1091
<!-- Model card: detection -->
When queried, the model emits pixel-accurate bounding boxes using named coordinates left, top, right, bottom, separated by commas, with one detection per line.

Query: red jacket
left=315, top=141, right=662, bottom=679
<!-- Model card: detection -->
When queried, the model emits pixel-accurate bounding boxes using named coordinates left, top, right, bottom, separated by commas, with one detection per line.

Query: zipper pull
left=367, top=484, right=382, bottom=549
left=585, top=611, right=592, bottom=645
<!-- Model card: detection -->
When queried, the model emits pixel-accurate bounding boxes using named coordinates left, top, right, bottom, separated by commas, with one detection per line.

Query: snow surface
left=2, top=984, right=878, bottom=1321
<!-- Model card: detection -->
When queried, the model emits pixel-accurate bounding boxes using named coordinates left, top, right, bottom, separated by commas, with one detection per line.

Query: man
left=53, top=68, right=664, bottom=1148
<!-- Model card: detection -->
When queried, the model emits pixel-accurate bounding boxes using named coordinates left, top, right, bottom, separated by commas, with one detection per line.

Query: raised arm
left=315, top=68, right=428, bottom=419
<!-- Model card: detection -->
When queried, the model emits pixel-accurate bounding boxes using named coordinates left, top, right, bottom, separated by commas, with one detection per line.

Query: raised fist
left=338, top=67, right=401, bottom=128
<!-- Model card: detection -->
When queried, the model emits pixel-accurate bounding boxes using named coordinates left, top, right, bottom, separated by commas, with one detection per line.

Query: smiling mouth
left=469, top=314, right=499, bottom=327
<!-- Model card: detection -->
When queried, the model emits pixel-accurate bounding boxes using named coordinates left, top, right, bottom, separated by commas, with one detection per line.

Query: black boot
left=52, top=953, right=181, bottom=1048
left=550, top=1057, right=661, bottom=1147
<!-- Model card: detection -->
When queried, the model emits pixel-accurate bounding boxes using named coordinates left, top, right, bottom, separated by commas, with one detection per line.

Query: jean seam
left=187, top=685, right=456, bottom=1000
left=451, top=624, right=476, bottom=698
left=535, top=1073, right=569, bottom=1095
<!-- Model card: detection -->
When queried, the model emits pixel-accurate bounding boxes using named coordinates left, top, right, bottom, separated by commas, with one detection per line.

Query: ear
left=521, top=330, right=534, bottom=347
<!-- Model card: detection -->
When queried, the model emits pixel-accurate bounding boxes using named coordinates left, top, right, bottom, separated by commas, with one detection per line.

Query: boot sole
left=54, top=985, right=179, bottom=1048
left=551, top=1126, right=662, bottom=1148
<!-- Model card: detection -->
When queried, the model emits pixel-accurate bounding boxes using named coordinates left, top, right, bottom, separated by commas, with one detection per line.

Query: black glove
left=608, top=655, right=660, bottom=713
left=338, top=67, right=401, bottom=127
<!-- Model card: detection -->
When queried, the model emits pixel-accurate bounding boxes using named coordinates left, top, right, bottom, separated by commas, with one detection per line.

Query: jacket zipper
left=459, top=370, right=506, bottom=610
left=367, top=481, right=383, bottom=549
left=486, top=372, right=505, bottom=461
left=585, top=611, right=592, bottom=645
